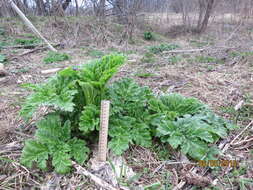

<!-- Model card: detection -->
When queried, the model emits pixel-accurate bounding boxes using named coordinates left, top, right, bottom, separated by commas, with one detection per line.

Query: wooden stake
left=8, top=0, right=57, bottom=52
left=98, top=100, right=110, bottom=162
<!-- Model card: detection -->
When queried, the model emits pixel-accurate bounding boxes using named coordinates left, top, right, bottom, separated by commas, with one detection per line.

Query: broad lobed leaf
left=20, top=54, right=237, bottom=174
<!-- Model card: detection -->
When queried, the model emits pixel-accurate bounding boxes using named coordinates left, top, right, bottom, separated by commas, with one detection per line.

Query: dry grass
left=0, top=15, right=253, bottom=189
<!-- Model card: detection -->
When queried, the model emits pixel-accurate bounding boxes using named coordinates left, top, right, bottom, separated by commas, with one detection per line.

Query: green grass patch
left=0, top=54, right=7, bottom=64
left=151, top=143, right=171, bottom=161
left=135, top=72, right=156, bottom=78
left=43, top=51, right=70, bottom=64
left=0, top=54, right=6, bottom=62
left=86, top=49, right=104, bottom=58
left=190, top=40, right=210, bottom=48
left=149, top=43, right=179, bottom=54
left=14, top=37, right=41, bottom=46
left=144, top=31, right=154, bottom=41
left=0, top=27, right=5, bottom=36
left=168, top=55, right=183, bottom=64
left=229, top=51, right=253, bottom=58
left=221, top=94, right=253, bottom=123
left=188, top=55, right=224, bottom=64
left=141, top=52, right=156, bottom=63
left=13, top=67, right=30, bottom=73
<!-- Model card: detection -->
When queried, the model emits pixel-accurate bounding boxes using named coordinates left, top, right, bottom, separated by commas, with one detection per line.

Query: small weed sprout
left=149, top=43, right=179, bottom=54
left=168, top=55, right=183, bottom=64
left=144, top=31, right=153, bottom=40
left=14, top=37, right=41, bottom=46
left=0, top=54, right=6, bottom=63
left=86, top=49, right=104, bottom=58
left=43, top=51, right=70, bottom=64
left=141, top=52, right=155, bottom=63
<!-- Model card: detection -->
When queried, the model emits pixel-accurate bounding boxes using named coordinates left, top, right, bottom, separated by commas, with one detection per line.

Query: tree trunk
left=35, top=0, right=46, bottom=16
left=114, top=0, right=127, bottom=24
left=98, top=0, right=105, bottom=17
left=62, top=0, right=72, bottom=11
left=197, top=0, right=206, bottom=29
left=75, top=0, right=78, bottom=16
left=197, top=0, right=215, bottom=33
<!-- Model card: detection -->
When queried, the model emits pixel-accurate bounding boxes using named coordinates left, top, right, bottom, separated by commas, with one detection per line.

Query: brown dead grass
left=0, top=16, right=252, bottom=189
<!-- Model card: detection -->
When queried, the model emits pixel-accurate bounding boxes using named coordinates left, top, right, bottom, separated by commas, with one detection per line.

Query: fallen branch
left=41, top=68, right=62, bottom=74
left=10, top=47, right=47, bottom=61
left=18, top=47, right=47, bottom=57
left=8, top=0, right=57, bottom=52
left=209, top=120, right=253, bottom=186
left=163, top=46, right=237, bottom=55
left=163, top=48, right=205, bottom=54
left=72, top=161, right=119, bottom=190
left=2, top=43, right=60, bottom=49
left=234, top=100, right=244, bottom=111
left=225, top=21, right=243, bottom=43
left=224, top=120, right=253, bottom=152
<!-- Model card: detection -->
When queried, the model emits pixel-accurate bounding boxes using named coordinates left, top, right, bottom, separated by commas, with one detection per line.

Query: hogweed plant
left=20, top=54, right=237, bottom=174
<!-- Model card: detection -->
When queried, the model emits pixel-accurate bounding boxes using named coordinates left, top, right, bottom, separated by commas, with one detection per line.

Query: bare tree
left=75, top=0, right=79, bottom=16
left=196, top=0, right=215, bottom=32
left=98, top=0, right=105, bottom=17
left=113, top=0, right=127, bottom=24
left=35, top=0, right=46, bottom=16
left=62, top=0, right=72, bottom=11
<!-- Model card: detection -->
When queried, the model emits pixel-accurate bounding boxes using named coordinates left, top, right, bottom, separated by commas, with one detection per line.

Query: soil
left=0, top=16, right=252, bottom=189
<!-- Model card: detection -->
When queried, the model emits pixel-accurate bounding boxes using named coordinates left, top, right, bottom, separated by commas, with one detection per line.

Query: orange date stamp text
left=198, top=160, right=239, bottom=167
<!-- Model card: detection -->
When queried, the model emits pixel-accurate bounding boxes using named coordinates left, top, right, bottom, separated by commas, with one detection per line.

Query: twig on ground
left=224, top=21, right=243, bottom=43
left=209, top=120, right=253, bottom=186
left=163, top=46, right=237, bottom=55
left=230, top=120, right=253, bottom=144
left=41, top=68, right=62, bottom=74
left=72, top=161, right=119, bottom=190
left=2, top=43, right=59, bottom=49
left=163, top=48, right=205, bottom=54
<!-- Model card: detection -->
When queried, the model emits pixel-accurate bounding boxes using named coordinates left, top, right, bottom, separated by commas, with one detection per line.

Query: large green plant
left=20, top=54, right=236, bottom=174
left=21, top=114, right=89, bottom=174
left=150, top=94, right=237, bottom=160
left=107, top=78, right=154, bottom=155
left=20, top=54, right=125, bottom=173
left=20, top=54, right=125, bottom=122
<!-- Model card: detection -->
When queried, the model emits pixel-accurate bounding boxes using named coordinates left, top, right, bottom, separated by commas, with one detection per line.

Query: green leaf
left=79, top=104, right=100, bottom=134
left=108, top=136, right=130, bottom=155
left=167, top=133, right=184, bottom=149
left=204, top=146, right=221, bottom=160
left=108, top=78, right=152, bottom=118
left=0, top=54, right=6, bottom=62
left=131, top=123, right=152, bottom=147
left=155, top=119, right=176, bottom=137
left=193, top=129, right=214, bottom=143
left=158, top=93, right=207, bottom=117
left=20, top=78, right=77, bottom=120
left=186, top=139, right=208, bottom=160
left=108, top=117, right=132, bottom=155
left=78, top=81, right=100, bottom=106
left=68, top=138, right=90, bottom=164
left=35, top=114, right=71, bottom=144
left=20, top=140, right=49, bottom=170
left=52, top=150, right=72, bottom=174
left=43, top=51, right=70, bottom=64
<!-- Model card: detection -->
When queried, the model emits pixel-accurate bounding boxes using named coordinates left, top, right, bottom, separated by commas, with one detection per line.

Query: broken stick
left=73, top=161, right=119, bottom=190
left=41, top=68, right=62, bottom=74
left=8, top=0, right=57, bottom=52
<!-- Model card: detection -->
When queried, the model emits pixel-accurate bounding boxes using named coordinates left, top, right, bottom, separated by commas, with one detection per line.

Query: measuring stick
left=98, top=100, right=110, bottom=162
